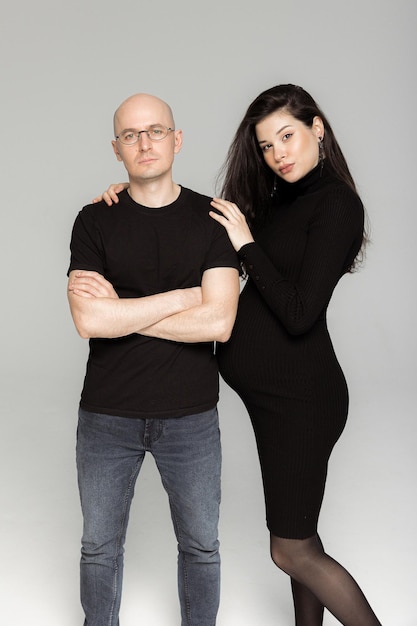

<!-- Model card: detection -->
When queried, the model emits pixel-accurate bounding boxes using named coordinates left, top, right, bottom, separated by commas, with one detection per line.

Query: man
left=67, top=93, right=240, bottom=626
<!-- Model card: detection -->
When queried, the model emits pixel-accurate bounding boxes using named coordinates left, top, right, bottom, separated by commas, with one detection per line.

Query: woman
left=209, top=84, right=381, bottom=625
left=96, top=84, right=381, bottom=625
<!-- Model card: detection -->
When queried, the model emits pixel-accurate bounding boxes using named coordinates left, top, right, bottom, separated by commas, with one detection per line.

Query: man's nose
left=137, top=131, right=152, bottom=150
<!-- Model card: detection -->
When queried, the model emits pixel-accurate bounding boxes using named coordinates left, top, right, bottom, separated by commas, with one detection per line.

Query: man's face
left=112, top=95, right=182, bottom=184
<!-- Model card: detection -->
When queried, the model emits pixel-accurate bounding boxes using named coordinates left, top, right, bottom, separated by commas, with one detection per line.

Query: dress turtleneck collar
left=276, top=160, right=334, bottom=203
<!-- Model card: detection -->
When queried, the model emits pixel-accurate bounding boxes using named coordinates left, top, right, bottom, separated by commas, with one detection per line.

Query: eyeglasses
left=116, top=125, right=174, bottom=145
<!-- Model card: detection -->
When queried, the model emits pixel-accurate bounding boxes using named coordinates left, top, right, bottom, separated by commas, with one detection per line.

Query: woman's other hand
left=209, top=198, right=254, bottom=251
left=92, top=182, right=129, bottom=206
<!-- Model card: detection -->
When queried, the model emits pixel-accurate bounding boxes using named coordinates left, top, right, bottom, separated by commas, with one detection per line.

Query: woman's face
left=255, top=109, right=324, bottom=183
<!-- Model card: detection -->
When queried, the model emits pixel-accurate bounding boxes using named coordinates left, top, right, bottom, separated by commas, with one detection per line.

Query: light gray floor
left=1, top=370, right=416, bottom=624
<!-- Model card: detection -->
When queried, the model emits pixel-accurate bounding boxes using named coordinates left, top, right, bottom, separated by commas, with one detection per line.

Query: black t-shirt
left=69, top=187, right=238, bottom=418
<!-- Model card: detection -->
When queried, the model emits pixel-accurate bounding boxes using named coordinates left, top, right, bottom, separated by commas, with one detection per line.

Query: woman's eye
left=262, top=144, right=272, bottom=152
left=282, top=133, right=293, bottom=141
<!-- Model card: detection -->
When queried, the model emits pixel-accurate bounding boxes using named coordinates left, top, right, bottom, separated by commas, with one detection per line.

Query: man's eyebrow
left=118, top=124, right=161, bottom=133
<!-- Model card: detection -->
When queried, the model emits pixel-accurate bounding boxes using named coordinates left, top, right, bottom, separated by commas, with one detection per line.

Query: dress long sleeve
left=238, top=184, right=364, bottom=336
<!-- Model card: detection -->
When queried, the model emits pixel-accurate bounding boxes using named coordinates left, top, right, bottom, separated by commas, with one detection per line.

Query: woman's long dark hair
left=218, top=84, right=368, bottom=269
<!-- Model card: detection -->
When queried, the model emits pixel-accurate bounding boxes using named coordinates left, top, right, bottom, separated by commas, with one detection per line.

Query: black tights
left=270, top=533, right=381, bottom=626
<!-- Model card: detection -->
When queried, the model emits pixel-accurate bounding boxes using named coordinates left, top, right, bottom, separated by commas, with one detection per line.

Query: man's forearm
left=140, top=300, right=236, bottom=343
left=69, top=289, right=201, bottom=339
left=140, top=267, right=240, bottom=343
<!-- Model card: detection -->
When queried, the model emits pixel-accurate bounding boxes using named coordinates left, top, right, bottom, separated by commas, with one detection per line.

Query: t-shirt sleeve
left=202, top=218, right=240, bottom=273
left=68, top=206, right=105, bottom=275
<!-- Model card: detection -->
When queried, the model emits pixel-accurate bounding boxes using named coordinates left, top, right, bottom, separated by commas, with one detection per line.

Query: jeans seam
left=108, top=457, right=142, bottom=626
left=169, top=504, right=192, bottom=625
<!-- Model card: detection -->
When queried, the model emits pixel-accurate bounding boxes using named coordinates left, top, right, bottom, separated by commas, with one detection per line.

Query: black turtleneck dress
left=217, top=163, right=364, bottom=539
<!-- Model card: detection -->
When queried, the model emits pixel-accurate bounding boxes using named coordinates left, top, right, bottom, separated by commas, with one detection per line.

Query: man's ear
left=112, top=140, right=123, bottom=162
left=173, top=129, right=183, bottom=155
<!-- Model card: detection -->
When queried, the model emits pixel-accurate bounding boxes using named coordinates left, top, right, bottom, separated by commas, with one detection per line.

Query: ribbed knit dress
left=217, top=162, right=364, bottom=539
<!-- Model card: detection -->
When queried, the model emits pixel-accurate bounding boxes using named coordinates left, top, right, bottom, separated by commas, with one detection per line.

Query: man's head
left=111, top=93, right=182, bottom=184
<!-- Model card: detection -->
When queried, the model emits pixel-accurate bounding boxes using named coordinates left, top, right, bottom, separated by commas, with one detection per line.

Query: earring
left=270, top=175, right=277, bottom=198
left=318, top=137, right=324, bottom=175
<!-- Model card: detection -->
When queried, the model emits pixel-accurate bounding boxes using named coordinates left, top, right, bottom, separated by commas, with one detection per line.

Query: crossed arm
left=68, top=266, right=239, bottom=343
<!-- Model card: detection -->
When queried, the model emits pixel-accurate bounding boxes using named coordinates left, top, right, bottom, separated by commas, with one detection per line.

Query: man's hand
left=68, top=271, right=119, bottom=299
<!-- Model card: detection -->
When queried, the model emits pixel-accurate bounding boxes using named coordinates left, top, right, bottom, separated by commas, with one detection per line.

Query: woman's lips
left=279, top=163, right=294, bottom=175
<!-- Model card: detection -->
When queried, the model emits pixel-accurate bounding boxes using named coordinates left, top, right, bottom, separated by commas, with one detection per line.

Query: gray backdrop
left=1, top=0, right=415, bottom=624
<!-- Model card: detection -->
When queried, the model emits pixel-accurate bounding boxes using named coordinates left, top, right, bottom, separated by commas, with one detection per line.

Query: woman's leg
left=270, top=533, right=381, bottom=626
left=291, top=577, right=324, bottom=626
left=290, top=534, right=325, bottom=625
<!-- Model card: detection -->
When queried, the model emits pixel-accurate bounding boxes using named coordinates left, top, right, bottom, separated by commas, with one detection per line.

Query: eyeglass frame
left=115, top=125, right=175, bottom=145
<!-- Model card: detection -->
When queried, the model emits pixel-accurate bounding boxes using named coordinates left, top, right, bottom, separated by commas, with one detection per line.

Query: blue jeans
left=76, top=407, right=221, bottom=626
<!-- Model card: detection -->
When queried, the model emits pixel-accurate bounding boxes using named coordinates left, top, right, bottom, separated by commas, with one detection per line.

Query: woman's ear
left=312, top=116, right=325, bottom=139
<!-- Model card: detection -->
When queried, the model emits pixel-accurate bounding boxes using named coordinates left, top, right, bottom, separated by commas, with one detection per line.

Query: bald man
left=67, top=94, right=239, bottom=626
